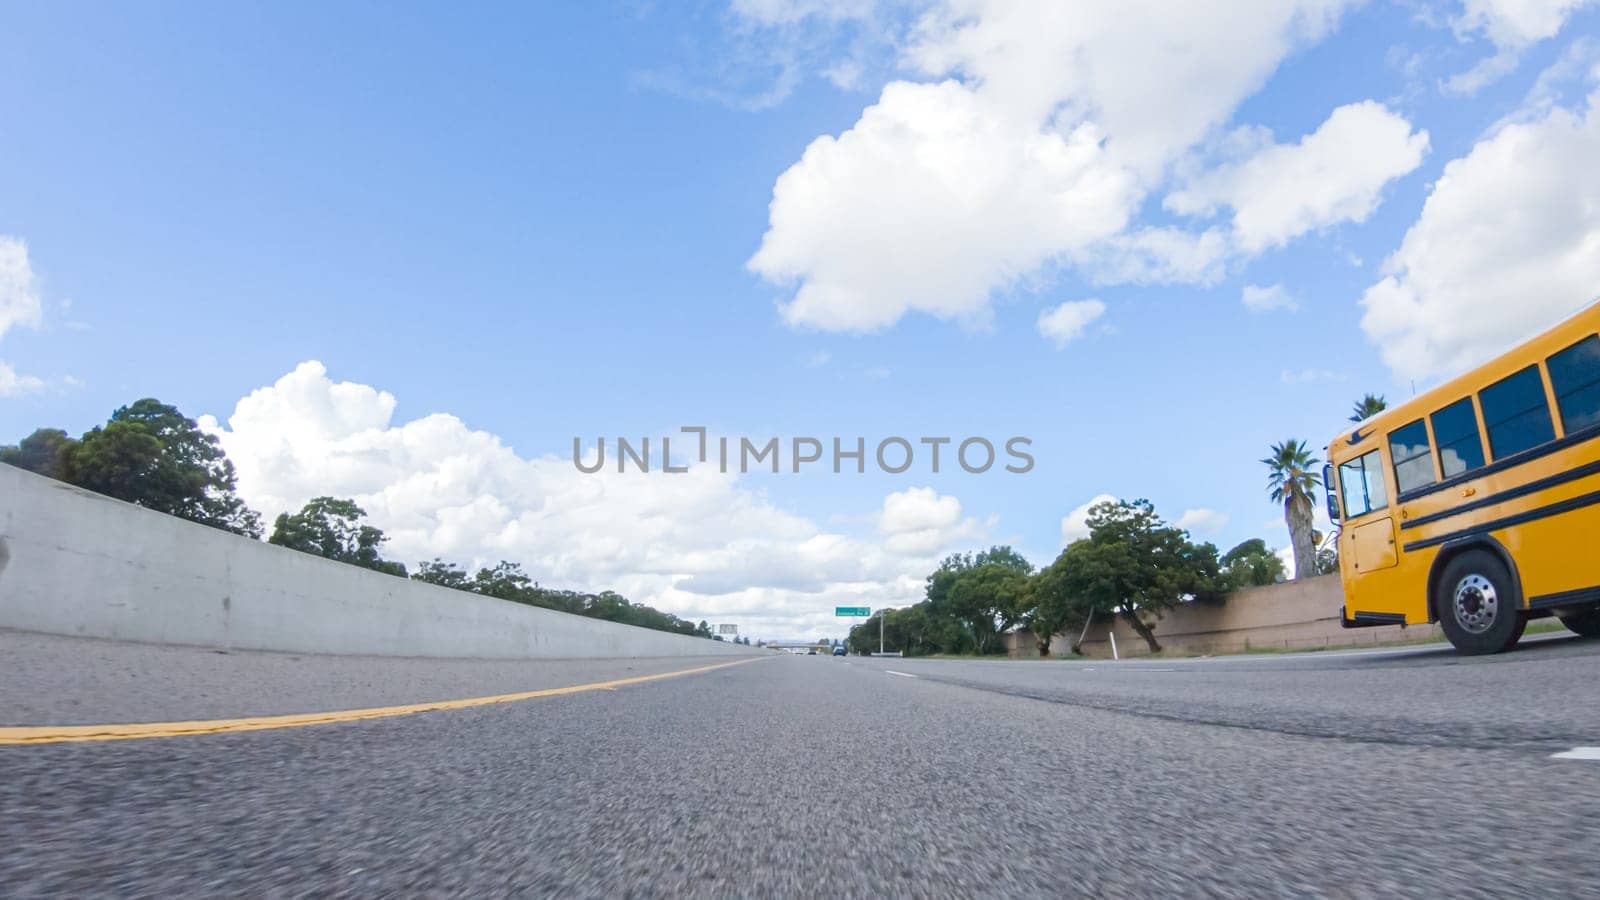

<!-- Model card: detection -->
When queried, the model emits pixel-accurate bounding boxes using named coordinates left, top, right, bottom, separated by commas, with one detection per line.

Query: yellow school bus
left=1325, top=300, right=1600, bottom=654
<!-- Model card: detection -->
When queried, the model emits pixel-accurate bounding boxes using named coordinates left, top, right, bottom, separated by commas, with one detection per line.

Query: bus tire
left=1435, top=550, right=1523, bottom=655
left=1559, top=608, right=1600, bottom=638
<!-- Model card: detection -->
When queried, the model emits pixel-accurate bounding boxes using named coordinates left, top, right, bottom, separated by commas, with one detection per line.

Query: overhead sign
left=835, top=606, right=870, bottom=617
left=716, top=623, right=738, bottom=635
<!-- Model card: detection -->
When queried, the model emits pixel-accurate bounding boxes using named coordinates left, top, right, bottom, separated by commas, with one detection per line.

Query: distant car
left=832, top=646, right=846, bottom=656
left=807, top=648, right=817, bottom=655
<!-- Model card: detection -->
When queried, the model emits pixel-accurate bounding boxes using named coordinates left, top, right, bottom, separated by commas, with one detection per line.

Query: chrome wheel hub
left=1453, top=574, right=1498, bottom=634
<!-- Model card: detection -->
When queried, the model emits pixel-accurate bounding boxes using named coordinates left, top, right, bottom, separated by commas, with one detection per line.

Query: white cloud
left=877, top=486, right=983, bottom=555
left=750, top=79, right=1136, bottom=331
left=1167, top=102, right=1428, bottom=253
left=1275, top=543, right=1298, bottom=579
left=1078, top=227, right=1231, bottom=286
left=1281, top=368, right=1346, bottom=383
left=1036, top=299, right=1107, bottom=348
left=1456, top=0, right=1596, bottom=47
left=0, top=237, right=42, bottom=342
left=201, top=361, right=986, bottom=640
left=1177, top=508, right=1230, bottom=535
left=0, top=235, right=47, bottom=396
left=749, top=0, right=1364, bottom=332
left=902, top=0, right=1353, bottom=178
left=1360, top=86, right=1600, bottom=382
left=0, top=361, right=46, bottom=397
left=1242, top=283, right=1299, bottom=313
left=1446, top=0, right=1598, bottom=93
left=1060, top=492, right=1117, bottom=546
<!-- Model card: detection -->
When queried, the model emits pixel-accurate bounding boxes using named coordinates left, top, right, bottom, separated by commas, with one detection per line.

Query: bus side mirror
left=1322, top=464, right=1341, bottom=523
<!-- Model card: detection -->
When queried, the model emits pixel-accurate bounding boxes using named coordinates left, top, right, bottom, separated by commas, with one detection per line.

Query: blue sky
left=3, top=1, right=1598, bottom=638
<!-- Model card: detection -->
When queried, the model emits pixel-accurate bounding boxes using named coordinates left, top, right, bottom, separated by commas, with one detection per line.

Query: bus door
left=1336, top=449, right=1397, bottom=575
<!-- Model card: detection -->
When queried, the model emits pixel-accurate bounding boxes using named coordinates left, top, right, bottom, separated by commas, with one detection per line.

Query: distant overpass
left=763, top=640, right=835, bottom=651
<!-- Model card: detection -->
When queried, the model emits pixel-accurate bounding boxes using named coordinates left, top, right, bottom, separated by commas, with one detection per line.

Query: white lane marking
left=885, top=670, right=918, bottom=678
left=1551, top=747, right=1600, bottom=760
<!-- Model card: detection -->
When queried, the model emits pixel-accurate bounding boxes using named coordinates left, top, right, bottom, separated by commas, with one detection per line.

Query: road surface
left=4, top=629, right=1600, bottom=896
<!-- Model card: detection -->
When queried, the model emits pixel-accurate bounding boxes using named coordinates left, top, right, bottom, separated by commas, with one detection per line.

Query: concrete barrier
left=1007, top=574, right=1443, bottom=658
left=0, top=465, right=761, bottom=659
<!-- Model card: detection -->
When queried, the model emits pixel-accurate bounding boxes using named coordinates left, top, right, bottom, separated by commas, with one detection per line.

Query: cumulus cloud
left=877, top=486, right=983, bottom=555
left=201, top=361, right=985, bottom=639
left=1242, top=283, right=1299, bottom=313
left=1446, top=0, right=1599, bottom=93
left=1167, top=102, right=1428, bottom=253
left=0, top=236, right=47, bottom=396
left=1037, top=299, right=1107, bottom=348
left=750, top=79, right=1136, bottom=331
left=1060, top=492, right=1117, bottom=546
left=750, top=0, right=1366, bottom=331
left=1177, top=508, right=1230, bottom=535
left=0, top=361, right=46, bottom=398
left=0, top=237, right=42, bottom=342
left=1360, top=86, right=1600, bottom=382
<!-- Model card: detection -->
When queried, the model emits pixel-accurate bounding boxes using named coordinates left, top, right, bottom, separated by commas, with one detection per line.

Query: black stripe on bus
left=1395, top=422, right=1600, bottom=506
left=1402, top=489, right=1600, bottom=553
left=1399, top=458, right=1600, bottom=531
left=1527, top=585, right=1600, bottom=610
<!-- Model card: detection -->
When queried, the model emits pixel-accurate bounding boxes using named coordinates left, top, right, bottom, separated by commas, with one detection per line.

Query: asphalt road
left=4, top=632, right=1600, bottom=897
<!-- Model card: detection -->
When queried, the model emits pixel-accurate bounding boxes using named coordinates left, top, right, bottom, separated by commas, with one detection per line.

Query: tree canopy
left=269, top=496, right=406, bottom=576
left=1220, top=538, right=1287, bottom=590
left=926, top=546, right=1034, bottom=656
left=0, top=428, right=77, bottom=479
left=23, top=399, right=264, bottom=537
left=1349, top=393, right=1388, bottom=423
left=411, top=558, right=704, bottom=636
left=1263, top=438, right=1320, bottom=580
left=1032, top=499, right=1221, bottom=653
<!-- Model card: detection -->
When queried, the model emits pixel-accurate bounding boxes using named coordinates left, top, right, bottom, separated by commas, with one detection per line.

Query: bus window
left=1338, top=449, right=1387, bottom=518
left=1479, top=365, right=1555, bottom=460
left=1547, top=334, right=1600, bottom=434
left=1388, top=419, right=1436, bottom=495
left=1431, top=398, right=1485, bottom=478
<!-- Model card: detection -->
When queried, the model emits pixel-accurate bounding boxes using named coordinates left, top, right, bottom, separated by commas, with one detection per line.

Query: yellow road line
left=0, top=656, right=764, bottom=746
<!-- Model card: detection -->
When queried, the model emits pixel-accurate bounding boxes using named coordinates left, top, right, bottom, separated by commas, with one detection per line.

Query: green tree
left=846, top=604, right=962, bottom=656
left=411, top=558, right=472, bottom=590
left=410, top=558, right=700, bottom=636
left=1350, top=393, right=1388, bottom=423
left=1028, top=552, right=1095, bottom=657
left=927, top=546, right=1034, bottom=656
left=269, top=496, right=405, bottom=576
left=1052, top=499, right=1222, bottom=653
left=0, top=427, right=78, bottom=478
left=1262, top=439, right=1320, bottom=580
left=470, top=560, right=539, bottom=602
left=1220, top=538, right=1287, bottom=590
left=64, top=399, right=261, bottom=537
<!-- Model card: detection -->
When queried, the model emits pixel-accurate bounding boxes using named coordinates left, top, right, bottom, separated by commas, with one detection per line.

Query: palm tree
left=1349, top=393, right=1387, bottom=423
left=1263, top=439, right=1320, bottom=579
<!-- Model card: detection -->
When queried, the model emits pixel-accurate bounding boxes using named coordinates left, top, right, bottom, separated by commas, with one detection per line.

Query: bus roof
left=1327, top=298, right=1600, bottom=463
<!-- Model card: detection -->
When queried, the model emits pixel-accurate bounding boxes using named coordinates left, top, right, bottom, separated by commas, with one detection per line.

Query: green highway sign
left=835, top=606, right=870, bottom=617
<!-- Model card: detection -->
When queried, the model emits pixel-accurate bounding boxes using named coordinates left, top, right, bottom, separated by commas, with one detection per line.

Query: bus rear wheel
left=1559, top=608, right=1600, bottom=638
left=1436, top=551, right=1524, bottom=655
